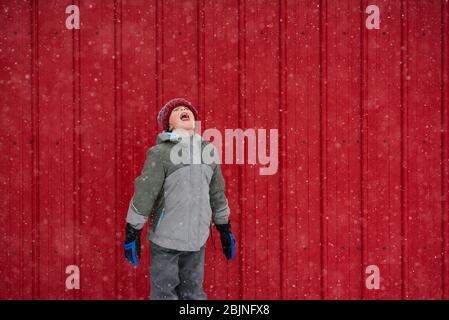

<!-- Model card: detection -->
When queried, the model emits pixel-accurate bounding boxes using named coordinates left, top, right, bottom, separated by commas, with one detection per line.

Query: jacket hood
left=156, top=131, right=204, bottom=145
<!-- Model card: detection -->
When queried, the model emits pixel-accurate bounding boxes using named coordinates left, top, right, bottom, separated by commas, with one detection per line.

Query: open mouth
left=180, top=111, right=190, bottom=121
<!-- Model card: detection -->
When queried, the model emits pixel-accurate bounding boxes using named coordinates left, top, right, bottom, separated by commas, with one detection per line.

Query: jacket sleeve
left=126, top=147, right=165, bottom=230
left=209, top=163, right=230, bottom=225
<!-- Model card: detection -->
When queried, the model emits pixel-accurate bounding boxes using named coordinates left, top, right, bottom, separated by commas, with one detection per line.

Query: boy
left=123, top=98, right=235, bottom=300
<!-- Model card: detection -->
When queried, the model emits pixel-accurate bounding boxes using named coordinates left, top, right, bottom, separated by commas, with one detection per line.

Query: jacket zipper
left=188, top=136, right=193, bottom=245
left=155, top=208, right=165, bottom=231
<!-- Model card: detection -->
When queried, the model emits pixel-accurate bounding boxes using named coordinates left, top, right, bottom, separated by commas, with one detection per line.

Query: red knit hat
left=157, top=98, right=200, bottom=131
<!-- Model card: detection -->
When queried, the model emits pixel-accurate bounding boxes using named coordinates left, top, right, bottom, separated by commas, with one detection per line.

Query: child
left=123, top=97, right=235, bottom=300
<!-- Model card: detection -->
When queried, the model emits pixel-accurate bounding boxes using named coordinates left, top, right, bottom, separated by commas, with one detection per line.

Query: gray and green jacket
left=126, top=131, right=230, bottom=251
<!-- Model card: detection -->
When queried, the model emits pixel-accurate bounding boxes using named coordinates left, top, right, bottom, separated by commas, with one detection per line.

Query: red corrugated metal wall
left=0, top=0, right=448, bottom=300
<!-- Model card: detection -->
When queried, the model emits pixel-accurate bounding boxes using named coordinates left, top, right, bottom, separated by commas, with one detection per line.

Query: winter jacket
left=126, top=130, right=230, bottom=251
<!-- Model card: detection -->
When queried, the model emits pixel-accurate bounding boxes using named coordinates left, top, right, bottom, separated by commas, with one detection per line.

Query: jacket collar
left=156, top=130, right=203, bottom=146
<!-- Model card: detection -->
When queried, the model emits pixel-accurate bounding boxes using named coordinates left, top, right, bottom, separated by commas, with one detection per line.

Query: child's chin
left=175, top=124, right=194, bottom=131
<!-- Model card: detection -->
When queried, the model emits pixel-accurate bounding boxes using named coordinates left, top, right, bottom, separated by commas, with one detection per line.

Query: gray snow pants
left=149, top=240, right=207, bottom=300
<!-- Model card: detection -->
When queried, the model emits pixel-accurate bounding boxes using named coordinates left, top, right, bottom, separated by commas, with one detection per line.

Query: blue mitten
left=215, top=222, right=235, bottom=260
left=124, top=223, right=142, bottom=267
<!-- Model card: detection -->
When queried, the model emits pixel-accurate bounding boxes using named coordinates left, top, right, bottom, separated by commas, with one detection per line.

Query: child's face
left=168, top=106, right=195, bottom=131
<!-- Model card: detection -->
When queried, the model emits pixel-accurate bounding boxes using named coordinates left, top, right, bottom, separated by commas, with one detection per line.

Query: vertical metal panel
left=442, top=0, right=449, bottom=300
left=403, top=0, right=445, bottom=299
left=0, top=0, right=33, bottom=299
left=362, top=0, right=403, bottom=300
left=282, top=0, right=322, bottom=299
left=202, top=0, right=241, bottom=300
left=119, top=0, right=157, bottom=300
left=37, top=0, right=73, bottom=299
left=321, top=0, right=364, bottom=299
left=0, top=0, right=448, bottom=300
